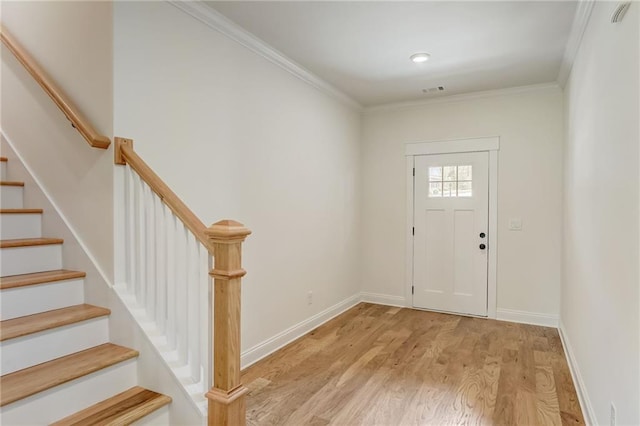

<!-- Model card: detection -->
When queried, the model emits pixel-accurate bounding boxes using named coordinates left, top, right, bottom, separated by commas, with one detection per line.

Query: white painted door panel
left=413, top=152, right=489, bottom=316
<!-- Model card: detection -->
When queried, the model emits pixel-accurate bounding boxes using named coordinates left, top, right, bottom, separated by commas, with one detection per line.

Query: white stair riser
left=0, top=213, right=42, bottom=239
left=0, top=279, right=84, bottom=320
left=0, top=359, right=137, bottom=425
left=1, top=317, right=109, bottom=375
left=132, top=405, right=171, bottom=425
left=0, top=244, right=62, bottom=276
left=0, top=162, right=6, bottom=180
left=0, top=186, right=23, bottom=209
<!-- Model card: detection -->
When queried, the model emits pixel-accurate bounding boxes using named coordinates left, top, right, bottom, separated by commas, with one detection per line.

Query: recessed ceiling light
left=410, top=53, right=431, bottom=63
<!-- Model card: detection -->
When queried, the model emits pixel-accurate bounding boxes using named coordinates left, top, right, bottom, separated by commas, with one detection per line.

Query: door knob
left=479, top=244, right=486, bottom=250
left=479, top=232, right=486, bottom=238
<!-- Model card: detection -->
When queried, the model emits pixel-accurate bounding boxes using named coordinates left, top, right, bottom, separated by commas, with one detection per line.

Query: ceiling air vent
left=611, top=2, right=631, bottom=23
left=422, top=86, right=445, bottom=94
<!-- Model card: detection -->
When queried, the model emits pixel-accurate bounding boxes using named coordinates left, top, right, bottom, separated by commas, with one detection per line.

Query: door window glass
left=428, top=165, right=473, bottom=197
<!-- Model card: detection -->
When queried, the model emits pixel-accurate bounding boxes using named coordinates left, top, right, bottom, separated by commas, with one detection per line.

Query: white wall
left=113, top=2, right=362, bottom=355
left=0, top=1, right=114, bottom=281
left=562, top=3, right=639, bottom=425
left=361, top=87, right=564, bottom=320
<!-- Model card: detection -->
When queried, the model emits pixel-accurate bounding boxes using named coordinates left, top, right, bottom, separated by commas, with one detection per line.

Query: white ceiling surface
left=205, top=1, right=578, bottom=107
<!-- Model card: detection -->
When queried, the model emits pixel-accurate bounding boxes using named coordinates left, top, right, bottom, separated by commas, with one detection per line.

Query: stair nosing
left=0, top=237, right=64, bottom=248
left=0, top=157, right=7, bottom=162
left=0, top=181, right=24, bottom=187
left=50, top=386, right=172, bottom=426
left=0, top=343, right=139, bottom=407
left=0, top=304, right=111, bottom=342
left=0, top=209, right=43, bottom=214
left=0, top=270, right=86, bottom=289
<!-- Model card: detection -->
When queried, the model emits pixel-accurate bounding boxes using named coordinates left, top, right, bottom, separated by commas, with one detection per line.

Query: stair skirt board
left=0, top=360, right=137, bottom=426
left=1, top=317, right=109, bottom=375
left=0, top=213, right=42, bottom=239
left=0, top=279, right=84, bottom=321
left=0, top=244, right=62, bottom=276
left=0, top=186, right=23, bottom=209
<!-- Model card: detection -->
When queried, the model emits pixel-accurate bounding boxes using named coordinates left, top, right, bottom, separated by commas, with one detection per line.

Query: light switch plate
left=509, top=218, right=523, bottom=231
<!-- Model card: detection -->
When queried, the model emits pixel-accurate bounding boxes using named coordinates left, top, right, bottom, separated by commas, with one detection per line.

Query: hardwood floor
left=241, top=303, right=584, bottom=426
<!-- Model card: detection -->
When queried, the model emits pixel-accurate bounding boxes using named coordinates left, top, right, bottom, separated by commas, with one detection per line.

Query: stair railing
left=0, top=26, right=110, bottom=149
left=115, top=138, right=250, bottom=425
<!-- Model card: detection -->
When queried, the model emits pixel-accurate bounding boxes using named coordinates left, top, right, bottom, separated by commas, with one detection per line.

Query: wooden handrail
left=114, top=137, right=211, bottom=251
left=0, top=26, right=110, bottom=149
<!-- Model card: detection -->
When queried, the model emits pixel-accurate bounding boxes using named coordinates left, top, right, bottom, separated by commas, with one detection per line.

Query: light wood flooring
left=241, top=303, right=584, bottom=426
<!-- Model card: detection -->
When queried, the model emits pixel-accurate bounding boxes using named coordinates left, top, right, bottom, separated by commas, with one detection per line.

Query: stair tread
left=0, top=209, right=43, bottom=214
left=0, top=237, right=63, bottom=248
left=0, top=157, right=7, bottom=162
left=51, top=386, right=172, bottom=426
left=0, top=343, right=139, bottom=407
left=0, top=269, right=86, bottom=289
left=0, top=304, right=110, bottom=342
left=0, top=181, right=24, bottom=187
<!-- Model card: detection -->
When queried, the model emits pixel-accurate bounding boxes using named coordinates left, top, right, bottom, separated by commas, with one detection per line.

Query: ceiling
left=205, top=1, right=578, bottom=107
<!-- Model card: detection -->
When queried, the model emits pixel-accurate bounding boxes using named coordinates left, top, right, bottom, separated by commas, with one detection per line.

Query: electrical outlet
left=307, top=291, right=313, bottom=305
left=610, top=402, right=616, bottom=426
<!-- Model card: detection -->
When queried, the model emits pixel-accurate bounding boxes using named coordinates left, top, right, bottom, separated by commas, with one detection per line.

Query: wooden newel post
left=205, top=220, right=251, bottom=426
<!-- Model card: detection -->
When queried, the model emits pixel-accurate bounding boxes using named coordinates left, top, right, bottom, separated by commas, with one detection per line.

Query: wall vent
left=422, top=86, right=445, bottom=94
left=611, top=2, right=631, bottom=23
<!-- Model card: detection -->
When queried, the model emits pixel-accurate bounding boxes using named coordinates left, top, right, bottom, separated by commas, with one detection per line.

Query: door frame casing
left=405, top=136, right=499, bottom=319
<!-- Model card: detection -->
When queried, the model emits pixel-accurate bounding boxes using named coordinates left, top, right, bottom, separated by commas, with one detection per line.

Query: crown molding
left=167, top=1, right=362, bottom=111
left=364, top=82, right=561, bottom=114
left=557, top=0, right=595, bottom=87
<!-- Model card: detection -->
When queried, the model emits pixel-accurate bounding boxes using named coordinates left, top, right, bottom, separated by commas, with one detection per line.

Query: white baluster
left=138, top=180, right=149, bottom=308
left=187, top=232, right=200, bottom=382
left=201, top=246, right=212, bottom=389
left=166, top=207, right=177, bottom=350
left=145, top=186, right=156, bottom=320
left=125, top=166, right=136, bottom=294
left=134, top=173, right=146, bottom=304
left=176, top=223, right=188, bottom=365
left=155, top=196, right=167, bottom=334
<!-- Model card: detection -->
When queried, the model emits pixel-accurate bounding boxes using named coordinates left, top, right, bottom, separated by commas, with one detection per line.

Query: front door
left=412, top=151, right=489, bottom=316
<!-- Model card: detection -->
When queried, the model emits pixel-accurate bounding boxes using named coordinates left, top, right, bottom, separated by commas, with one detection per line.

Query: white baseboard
left=360, top=292, right=407, bottom=307
left=496, top=308, right=559, bottom=327
left=240, top=293, right=361, bottom=369
left=558, top=320, right=596, bottom=426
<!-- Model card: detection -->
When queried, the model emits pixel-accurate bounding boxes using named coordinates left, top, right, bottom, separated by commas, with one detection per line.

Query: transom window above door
left=428, top=165, right=472, bottom=197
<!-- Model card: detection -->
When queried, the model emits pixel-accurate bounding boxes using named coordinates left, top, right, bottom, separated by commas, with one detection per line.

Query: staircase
left=0, top=156, right=172, bottom=425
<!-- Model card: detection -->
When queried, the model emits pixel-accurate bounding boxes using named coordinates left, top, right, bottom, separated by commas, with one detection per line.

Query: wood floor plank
left=247, top=305, right=399, bottom=425
left=242, top=303, right=585, bottom=426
